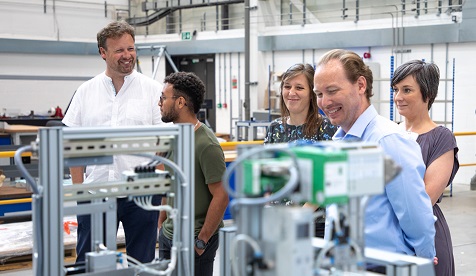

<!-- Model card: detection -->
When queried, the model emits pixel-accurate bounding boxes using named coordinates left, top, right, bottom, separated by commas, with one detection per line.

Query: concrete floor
left=1, top=183, right=475, bottom=275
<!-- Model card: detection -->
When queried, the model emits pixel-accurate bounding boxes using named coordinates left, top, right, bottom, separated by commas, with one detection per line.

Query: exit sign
left=181, top=32, right=192, bottom=41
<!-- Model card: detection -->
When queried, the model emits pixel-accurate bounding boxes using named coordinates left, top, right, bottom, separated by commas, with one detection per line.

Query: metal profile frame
left=136, top=45, right=179, bottom=79
left=36, top=124, right=194, bottom=276
left=37, top=127, right=64, bottom=275
left=235, top=121, right=270, bottom=141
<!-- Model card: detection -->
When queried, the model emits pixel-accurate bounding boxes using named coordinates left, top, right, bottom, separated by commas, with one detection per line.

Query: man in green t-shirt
left=158, top=71, right=229, bottom=276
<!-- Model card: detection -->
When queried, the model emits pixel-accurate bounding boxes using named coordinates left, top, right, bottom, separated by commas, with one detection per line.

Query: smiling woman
left=264, top=63, right=336, bottom=144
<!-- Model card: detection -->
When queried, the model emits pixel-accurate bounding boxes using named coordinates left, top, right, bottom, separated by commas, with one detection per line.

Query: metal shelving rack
left=35, top=124, right=195, bottom=276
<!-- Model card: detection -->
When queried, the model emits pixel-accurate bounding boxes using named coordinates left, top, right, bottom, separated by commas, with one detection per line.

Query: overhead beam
left=128, top=0, right=245, bottom=27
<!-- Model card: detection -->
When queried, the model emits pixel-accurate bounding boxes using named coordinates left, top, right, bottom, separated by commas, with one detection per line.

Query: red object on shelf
left=53, top=106, right=64, bottom=118
left=63, top=221, right=78, bottom=235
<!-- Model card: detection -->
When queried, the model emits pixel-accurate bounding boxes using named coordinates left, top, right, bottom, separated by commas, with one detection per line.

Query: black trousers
left=158, top=228, right=219, bottom=276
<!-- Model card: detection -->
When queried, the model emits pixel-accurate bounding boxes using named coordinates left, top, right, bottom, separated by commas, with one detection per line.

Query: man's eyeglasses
left=159, top=95, right=179, bottom=103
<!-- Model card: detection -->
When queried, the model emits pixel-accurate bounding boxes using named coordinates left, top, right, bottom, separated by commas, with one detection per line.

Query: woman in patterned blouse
left=264, top=63, right=336, bottom=144
left=263, top=63, right=337, bottom=238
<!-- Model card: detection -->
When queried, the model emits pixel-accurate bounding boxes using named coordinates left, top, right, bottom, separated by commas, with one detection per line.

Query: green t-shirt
left=162, top=124, right=226, bottom=239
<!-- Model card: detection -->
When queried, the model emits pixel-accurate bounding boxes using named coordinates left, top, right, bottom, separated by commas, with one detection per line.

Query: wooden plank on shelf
left=0, top=186, right=32, bottom=200
left=0, top=123, right=39, bottom=134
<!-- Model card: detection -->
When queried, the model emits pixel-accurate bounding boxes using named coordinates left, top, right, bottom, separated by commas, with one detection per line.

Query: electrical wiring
left=131, top=196, right=178, bottom=276
left=314, top=238, right=365, bottom=272
left=315, top=204, right=365, bottom=273
left=121, top=248, right=177, bottom=276
left=133, top=196, right=174, bottom=213
left=315, top=239, right=336, bottom=271
left=326, top=204, right=343, bottom=237
left=130, top=152, right=189, bottom=276
left=147, top=151, right=173, bottom=167
left=222, top=144, right=300, bottom=206
left=14, top=145, right=41, bottom=194
left=14, top=145, right=44, bottom=276
left=230, top=233, right=264, bottom=276
left=132, top=153, right=187, bottom=185
left=348, top=239, right=365, bottom=269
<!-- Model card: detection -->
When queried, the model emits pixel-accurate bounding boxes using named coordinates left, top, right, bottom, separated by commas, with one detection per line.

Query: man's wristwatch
left=195, top=238, right=208, bottom=250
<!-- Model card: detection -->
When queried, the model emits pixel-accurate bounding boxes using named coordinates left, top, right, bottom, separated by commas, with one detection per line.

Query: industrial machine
left=220, top=141, right=436, bottom=276
left=14, top=125, right=195, bottom=276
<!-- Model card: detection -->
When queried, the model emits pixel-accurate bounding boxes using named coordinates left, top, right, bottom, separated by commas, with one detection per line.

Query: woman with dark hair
left=392, top=60, right=459, bottom=276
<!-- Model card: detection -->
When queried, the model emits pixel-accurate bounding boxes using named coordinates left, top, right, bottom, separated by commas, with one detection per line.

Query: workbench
left=0, top=123, right=39, bottom=145
left=0, top=185, right=32, bottom=217
left=0, top=145, right=34, bottom=217
left=0, top=118, right=62, bottom=127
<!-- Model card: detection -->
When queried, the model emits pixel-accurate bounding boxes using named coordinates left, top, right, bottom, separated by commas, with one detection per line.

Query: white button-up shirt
left=62, top=70, right=163, bottom=183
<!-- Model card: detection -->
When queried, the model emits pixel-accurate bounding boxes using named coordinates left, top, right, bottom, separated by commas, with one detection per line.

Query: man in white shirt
left=62, top=20, right=163, bottom=264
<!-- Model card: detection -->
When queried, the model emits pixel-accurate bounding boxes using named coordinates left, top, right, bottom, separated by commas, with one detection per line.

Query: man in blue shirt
left=313, top=49, right=436, bottom=265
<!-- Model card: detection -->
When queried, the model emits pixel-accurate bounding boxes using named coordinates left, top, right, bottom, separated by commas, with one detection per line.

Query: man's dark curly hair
left=164, top=72, right=205, bottom=114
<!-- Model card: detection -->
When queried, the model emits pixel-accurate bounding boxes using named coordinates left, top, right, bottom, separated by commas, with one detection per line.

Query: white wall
left=0, top=0, right=128, bottom=41
left=213, top=52, right=245, bottom=136
left=0, top=0, right=474, bottom=185
left=0, top=53, right=105, bottom=116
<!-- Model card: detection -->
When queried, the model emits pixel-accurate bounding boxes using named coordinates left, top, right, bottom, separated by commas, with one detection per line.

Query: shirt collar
left=333, top=105, right=378, bottom=141
left=102, top=69, right=137, bottom=81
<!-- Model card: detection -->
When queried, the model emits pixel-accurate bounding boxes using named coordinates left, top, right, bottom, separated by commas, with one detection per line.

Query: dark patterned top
left=263, top=116, right=337, bottom=144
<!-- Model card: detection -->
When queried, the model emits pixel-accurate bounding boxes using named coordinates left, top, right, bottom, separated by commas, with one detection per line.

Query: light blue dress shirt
left=333, top=105, right=436, bottom=259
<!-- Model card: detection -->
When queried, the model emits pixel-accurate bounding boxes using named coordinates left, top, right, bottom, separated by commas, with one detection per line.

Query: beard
left=107, top=57, right=135, bottom=75
left=118, top=58, right=135, bottom=74
left=161, top=107, right=179, bottom=123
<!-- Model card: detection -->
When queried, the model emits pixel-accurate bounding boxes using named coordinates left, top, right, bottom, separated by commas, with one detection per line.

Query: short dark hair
left=391, top=60, right=440, bottom=110
left=164, top=72, right=205, bottom=114
left=97, top=21, right=135, bottom=54
left=317, top=49, right=374, bottom=101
